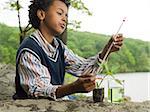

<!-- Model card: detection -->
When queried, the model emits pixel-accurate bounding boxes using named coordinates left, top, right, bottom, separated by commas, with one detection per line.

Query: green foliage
left=67, top=30, right=109, bottom=58
left=69, top=0, right=92, bottom=15
left=5, top=0, right=92, bottom=38
left=0, top=24, right=19, bottom=64
left=67, top=30, right=150, bottom=73
left=0, top=23, right=149, bottom=73
left=95, top=62, right=123, bottom=88
left=7, top=0, right=22, bottom=11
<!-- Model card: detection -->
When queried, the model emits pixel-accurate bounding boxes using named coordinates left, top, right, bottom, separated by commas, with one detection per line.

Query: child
left=13, top=0, right=123, bottom=100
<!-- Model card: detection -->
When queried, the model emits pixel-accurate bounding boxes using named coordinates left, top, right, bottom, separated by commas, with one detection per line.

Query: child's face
left=42, top=0, right=68, bottom=36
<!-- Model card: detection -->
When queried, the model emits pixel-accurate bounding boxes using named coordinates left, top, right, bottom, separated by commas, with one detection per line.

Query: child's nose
left=62, top=16, right=67, bottom=23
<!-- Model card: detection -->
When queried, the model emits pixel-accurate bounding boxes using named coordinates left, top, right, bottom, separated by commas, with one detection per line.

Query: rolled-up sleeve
left=18, top=51, right=60, bottom=100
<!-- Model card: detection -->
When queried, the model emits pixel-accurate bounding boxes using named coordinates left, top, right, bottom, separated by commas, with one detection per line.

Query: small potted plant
left=93, top=77, right=104, bottom=102
left=93, top=63, right=123, bottom=103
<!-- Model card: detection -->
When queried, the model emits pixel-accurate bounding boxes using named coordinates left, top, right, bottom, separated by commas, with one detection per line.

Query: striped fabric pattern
left=18, top=30, right=103, bottom=100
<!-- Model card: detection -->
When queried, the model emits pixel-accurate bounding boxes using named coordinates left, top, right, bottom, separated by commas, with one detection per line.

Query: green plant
left=95, top=62, right=123, bottom=89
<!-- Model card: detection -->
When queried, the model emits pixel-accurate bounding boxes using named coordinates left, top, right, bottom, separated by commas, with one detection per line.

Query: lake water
left=114, top=72, right=150, bottom=102
left=85, top=72, right=150, bottom=102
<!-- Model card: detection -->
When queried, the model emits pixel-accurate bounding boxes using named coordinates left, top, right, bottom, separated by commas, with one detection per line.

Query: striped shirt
left=18, top=30, right=103, bottom=100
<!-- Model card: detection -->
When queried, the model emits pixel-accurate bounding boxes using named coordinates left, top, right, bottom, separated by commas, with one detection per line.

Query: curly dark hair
left=29, top=0, right=70, bottom=29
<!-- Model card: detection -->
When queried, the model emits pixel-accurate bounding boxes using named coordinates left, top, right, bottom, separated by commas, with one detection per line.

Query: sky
left=0, top=0, right=150, bottom=41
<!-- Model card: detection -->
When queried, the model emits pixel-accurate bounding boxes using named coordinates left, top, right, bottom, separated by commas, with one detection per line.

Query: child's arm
left=56, top=73, right=96, bottom=98
left=64, top=34, right=123, bottom=76
left=18, top=51, right=96, bottom=100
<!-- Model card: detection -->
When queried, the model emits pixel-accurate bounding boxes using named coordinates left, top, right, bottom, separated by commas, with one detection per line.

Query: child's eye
left=57, top=12, right=62, bottom=15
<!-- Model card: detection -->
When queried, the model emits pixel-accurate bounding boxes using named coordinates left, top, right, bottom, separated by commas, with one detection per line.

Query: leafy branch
left=5, top=0, right=92, bottom=43
left=96, top=62, right=123, bottom=88
left=69, top=0, right=92, bottom=16
left=6, top=0, right=33, bottom=43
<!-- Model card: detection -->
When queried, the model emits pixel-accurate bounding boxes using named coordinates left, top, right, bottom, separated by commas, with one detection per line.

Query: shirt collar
left=32, top=30, right=59, bottom=56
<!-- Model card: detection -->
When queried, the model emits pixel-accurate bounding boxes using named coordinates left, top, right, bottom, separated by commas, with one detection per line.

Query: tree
left=6, top=0, right=92, bottom=44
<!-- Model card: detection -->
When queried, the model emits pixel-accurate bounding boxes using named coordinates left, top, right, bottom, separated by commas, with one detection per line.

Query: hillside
left=0, top=23, right=150, bottom=73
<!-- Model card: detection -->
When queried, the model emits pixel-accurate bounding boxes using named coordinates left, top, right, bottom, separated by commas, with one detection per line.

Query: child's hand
left=110, top=34, right=124, bottom=53
left=73, top=73, right=96, bottom=93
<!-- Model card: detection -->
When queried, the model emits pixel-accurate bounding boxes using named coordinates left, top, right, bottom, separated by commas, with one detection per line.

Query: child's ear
left=37, top=9, right=45, bottom=21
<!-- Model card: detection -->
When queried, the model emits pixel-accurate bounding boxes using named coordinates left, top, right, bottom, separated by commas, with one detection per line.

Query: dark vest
left=13, top=36, right=65, bottom=99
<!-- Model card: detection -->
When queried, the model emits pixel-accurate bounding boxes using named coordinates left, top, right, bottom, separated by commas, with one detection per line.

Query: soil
left=0, top=64, right=150, bottom=112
